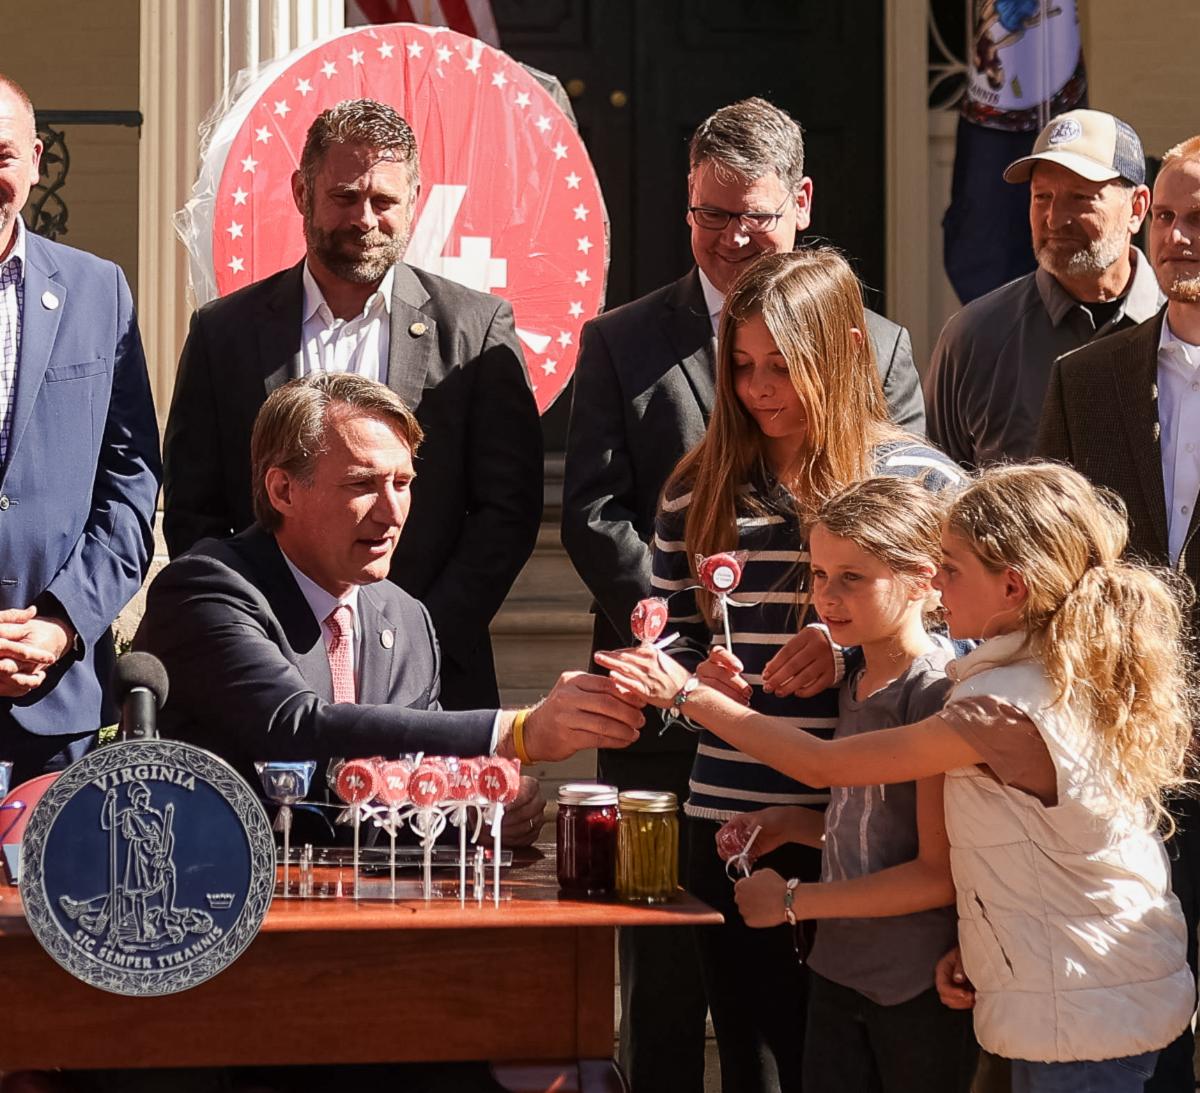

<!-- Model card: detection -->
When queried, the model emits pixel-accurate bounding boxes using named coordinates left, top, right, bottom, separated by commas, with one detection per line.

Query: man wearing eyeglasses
left=560, top=96, right=923, bottom=1093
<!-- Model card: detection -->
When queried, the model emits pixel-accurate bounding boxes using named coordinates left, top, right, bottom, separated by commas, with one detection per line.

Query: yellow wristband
left=512, top=708, right=534, bottom=765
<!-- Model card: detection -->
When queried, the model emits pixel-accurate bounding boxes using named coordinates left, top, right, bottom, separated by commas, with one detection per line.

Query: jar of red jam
left=556, top=783, right=619, bottom=896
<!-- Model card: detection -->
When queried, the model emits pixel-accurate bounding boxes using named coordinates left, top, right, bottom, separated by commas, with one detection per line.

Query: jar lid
left=558, top=782, right=619, bottom=807
left=618, top=790, right=678, bottom=814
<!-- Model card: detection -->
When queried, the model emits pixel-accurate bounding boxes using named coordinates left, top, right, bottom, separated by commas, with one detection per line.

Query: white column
left=137, top=0, right=343, bottom=430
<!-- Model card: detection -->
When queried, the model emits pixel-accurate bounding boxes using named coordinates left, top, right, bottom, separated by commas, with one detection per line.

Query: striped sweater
left=652, top=439, right=965, bottom=820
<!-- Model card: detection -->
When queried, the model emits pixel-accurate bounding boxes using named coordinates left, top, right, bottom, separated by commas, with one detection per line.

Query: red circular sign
left=212, top=24, right=607, bottom=412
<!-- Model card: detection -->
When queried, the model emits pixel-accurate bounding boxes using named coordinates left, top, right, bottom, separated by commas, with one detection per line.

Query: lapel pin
left=380, top=630, right=395, bottom=649
left=408, top=321, right=427, bottom=338
left=41, top=291, right=59, bottom=310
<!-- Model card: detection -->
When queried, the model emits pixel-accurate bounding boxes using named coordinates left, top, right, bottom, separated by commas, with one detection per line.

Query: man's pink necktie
left=325, top=604, right=356, bottom=704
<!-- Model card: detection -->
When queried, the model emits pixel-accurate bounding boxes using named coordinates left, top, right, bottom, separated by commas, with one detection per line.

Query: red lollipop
left=630, top=597, right=669, bottom=644
left=446, top=758, right=479, bottom=802
left=698, top=552, right=744, bottom=594
left=410, top=762, right=450, bottom=808
left=334, top=759, right=379, bottom=805
left=716, top=819, right=756, bottom=863
left=477, top=757, right=521, bottom=804
left=376, top=760, right=412, bottom=807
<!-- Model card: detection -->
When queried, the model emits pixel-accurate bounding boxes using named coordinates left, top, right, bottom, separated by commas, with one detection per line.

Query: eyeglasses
left=688, top=195, right=792, bottom=234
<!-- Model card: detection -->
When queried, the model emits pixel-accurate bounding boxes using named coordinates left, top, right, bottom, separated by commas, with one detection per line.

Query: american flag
left=346, top=0, right=499, bottom=46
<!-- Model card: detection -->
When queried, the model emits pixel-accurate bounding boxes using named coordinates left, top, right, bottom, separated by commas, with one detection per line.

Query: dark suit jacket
left=2, top=232, right=160, bottom=738
left=1036, top=309, right=1200, bottom=633
left=560, top=267, right=924, bottom=754
left=162, top=260, right=542, bottom=710
left=132, top=526, right=496, bottom=789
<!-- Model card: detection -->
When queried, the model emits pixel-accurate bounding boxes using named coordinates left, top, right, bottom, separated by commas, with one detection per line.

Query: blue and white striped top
left=651, top=439, right=965, bottom=821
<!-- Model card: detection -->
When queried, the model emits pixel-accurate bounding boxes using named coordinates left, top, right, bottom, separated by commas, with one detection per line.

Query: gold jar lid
left=619, top=790, right=678, bottom=814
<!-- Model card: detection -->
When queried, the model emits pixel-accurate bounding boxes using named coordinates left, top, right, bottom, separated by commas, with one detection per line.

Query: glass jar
left=617, top=791, right=679, bottom=903
left=556, top=783, right=619, bottom=896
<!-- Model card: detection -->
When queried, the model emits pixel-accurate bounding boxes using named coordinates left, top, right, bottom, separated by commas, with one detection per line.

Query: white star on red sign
left=552, top=142, right=568, bottom=160
left=377, top=42, right=394, bottom=59
left=255, top=126, right=272, bottom=144
left=321, top=60, right=337, bottom=79
left=232, top=188, right=248, bottom=206
left=565, top=172, right=581, bottom=189
left=465, top=52, right=481, bottom=73
left=241, top=155, right=258, bottom=173
left=577, top=236, right=593, bottom=254
left=273, top=100, right=290, bottom=117
left=568, top=301, right=584, bottom=318
left=226, top=222, right=244, bottom=239
left=295, top=78, right=312, bottom=96
left=436, top=44, right=452, bottom=64
left=557, top=331, right=573, bottom=348
left=348, top=48, right=364, bottom=66
left=573, top=204, right=588, bottom=221
left=535, top=116, right=551, bottom=134
left=514, top=91, right=531, bottom=109
left=491, top=71, right=508, bottom=89
left=407, top=41, right=424, bottom=58
left=575, top=269, right=591, bottom=286
left=228, top=256, right=244, bottom=273
left=542, top=359, right=558, bottom=375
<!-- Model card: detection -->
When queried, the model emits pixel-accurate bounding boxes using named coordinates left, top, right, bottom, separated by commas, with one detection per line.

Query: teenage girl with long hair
left=649, top=247, right=962, bottom=1092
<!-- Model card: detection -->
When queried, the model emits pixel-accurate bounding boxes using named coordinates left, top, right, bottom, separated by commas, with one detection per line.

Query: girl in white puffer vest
left=600, top=463, right=1196, bottom=1093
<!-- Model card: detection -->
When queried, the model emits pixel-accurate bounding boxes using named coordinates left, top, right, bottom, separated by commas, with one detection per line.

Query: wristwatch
left=783, top=877, right=799, bottom=926
left=668, top=674, right=700, bottom=721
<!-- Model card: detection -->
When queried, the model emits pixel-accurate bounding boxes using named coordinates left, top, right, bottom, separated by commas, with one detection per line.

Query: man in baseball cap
left=926, top=108, right=1161, bottom=468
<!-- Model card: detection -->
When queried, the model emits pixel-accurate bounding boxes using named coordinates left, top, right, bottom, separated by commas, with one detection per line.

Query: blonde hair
left=812, top=476, right=946, bottom=610
left=946, top=463, right=1195, bottom=827
left=666, top=248, right=900, bottom=625
left=1161, top=135, right=1200, bottom=170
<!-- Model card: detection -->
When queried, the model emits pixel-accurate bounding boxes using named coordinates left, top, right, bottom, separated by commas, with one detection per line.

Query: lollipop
left=334, top=758, right=379, bottom=898
left=375, top=760, right=412, bottom=900
left=477, top=757, right=522, bottom=906
left=255, top=760, right=316, bottom=898
left=716, top=818, right=763, bottom=880
left=409, top=759, right=451, bottom=899
left=446, top=758, right=480, bottom=903
left=630, top=597, right=670, bottom=644
left=696, top=551, right=749, bottom=651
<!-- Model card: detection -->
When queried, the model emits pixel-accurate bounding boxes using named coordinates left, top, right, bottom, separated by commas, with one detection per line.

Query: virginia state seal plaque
left=20, top=739, right=274, bottom=996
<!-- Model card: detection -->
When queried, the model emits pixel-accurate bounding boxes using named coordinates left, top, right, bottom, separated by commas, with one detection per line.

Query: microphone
left=111, top=652, right=170, bottom=742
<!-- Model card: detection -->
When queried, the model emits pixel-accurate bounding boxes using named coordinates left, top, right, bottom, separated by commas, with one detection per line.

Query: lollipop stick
left=459, top=813, right=468, bottom=905
left=389, top=822, right=397, bottom=901
left=423, top=811, right=433, bottom=901
left=491, top=804, right=505, bottom=908
left=352, top=811, right=361, bottom=900
left=281, top=805, right=292, bottom=898
left=721, top=595, right=733, bottom=652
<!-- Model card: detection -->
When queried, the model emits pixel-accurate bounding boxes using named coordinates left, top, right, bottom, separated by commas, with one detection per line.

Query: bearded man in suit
left=1037, top=134, right=1200, bottom=1093
left=560, top=96, right=925, bottom=1093
left=162, top=98, right=542, bottom=712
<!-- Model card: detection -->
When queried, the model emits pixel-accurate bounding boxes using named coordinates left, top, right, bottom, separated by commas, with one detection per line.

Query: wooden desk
left=0, top=847, right=720, bottom=1084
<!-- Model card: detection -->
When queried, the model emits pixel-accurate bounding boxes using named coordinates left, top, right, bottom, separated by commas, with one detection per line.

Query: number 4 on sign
left=405, top=184, right=507, bottom=294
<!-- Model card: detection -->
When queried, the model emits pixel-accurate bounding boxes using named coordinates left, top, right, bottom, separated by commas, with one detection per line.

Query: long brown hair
left=665, top=248, right=900, bottom=623
left=946, top=463, right=1196, bottom=828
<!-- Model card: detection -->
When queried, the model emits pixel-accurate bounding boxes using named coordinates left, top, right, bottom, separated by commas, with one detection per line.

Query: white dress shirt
left=299, top=262, right=394, bottom=382
left=1157, top=316, right=1200, bottom=565
left=698, top=268, right=725, bottom=338
left=281, top=551, right=361, bottom=682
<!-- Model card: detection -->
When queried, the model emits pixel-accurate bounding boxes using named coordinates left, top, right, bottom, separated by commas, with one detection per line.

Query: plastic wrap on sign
left=177, top=23, right=609, bottom=413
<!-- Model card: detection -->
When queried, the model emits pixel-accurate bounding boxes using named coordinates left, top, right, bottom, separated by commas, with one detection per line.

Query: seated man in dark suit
left=136, top=372, right=642, bottom=845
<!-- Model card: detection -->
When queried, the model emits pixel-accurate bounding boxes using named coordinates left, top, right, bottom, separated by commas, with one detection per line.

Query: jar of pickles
left=556, top=783, right=619, bottom=896
left=617, top=791, right=679, bottom=903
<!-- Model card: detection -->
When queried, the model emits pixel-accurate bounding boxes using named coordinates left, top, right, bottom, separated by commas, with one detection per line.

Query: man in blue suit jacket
left=0, top=75, right=160, bottom=783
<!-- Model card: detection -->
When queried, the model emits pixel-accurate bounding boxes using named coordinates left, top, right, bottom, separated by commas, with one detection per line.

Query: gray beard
left=304, top=220, right=408, bottom=284
left=1036, top=231, right=1128, bottom=280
